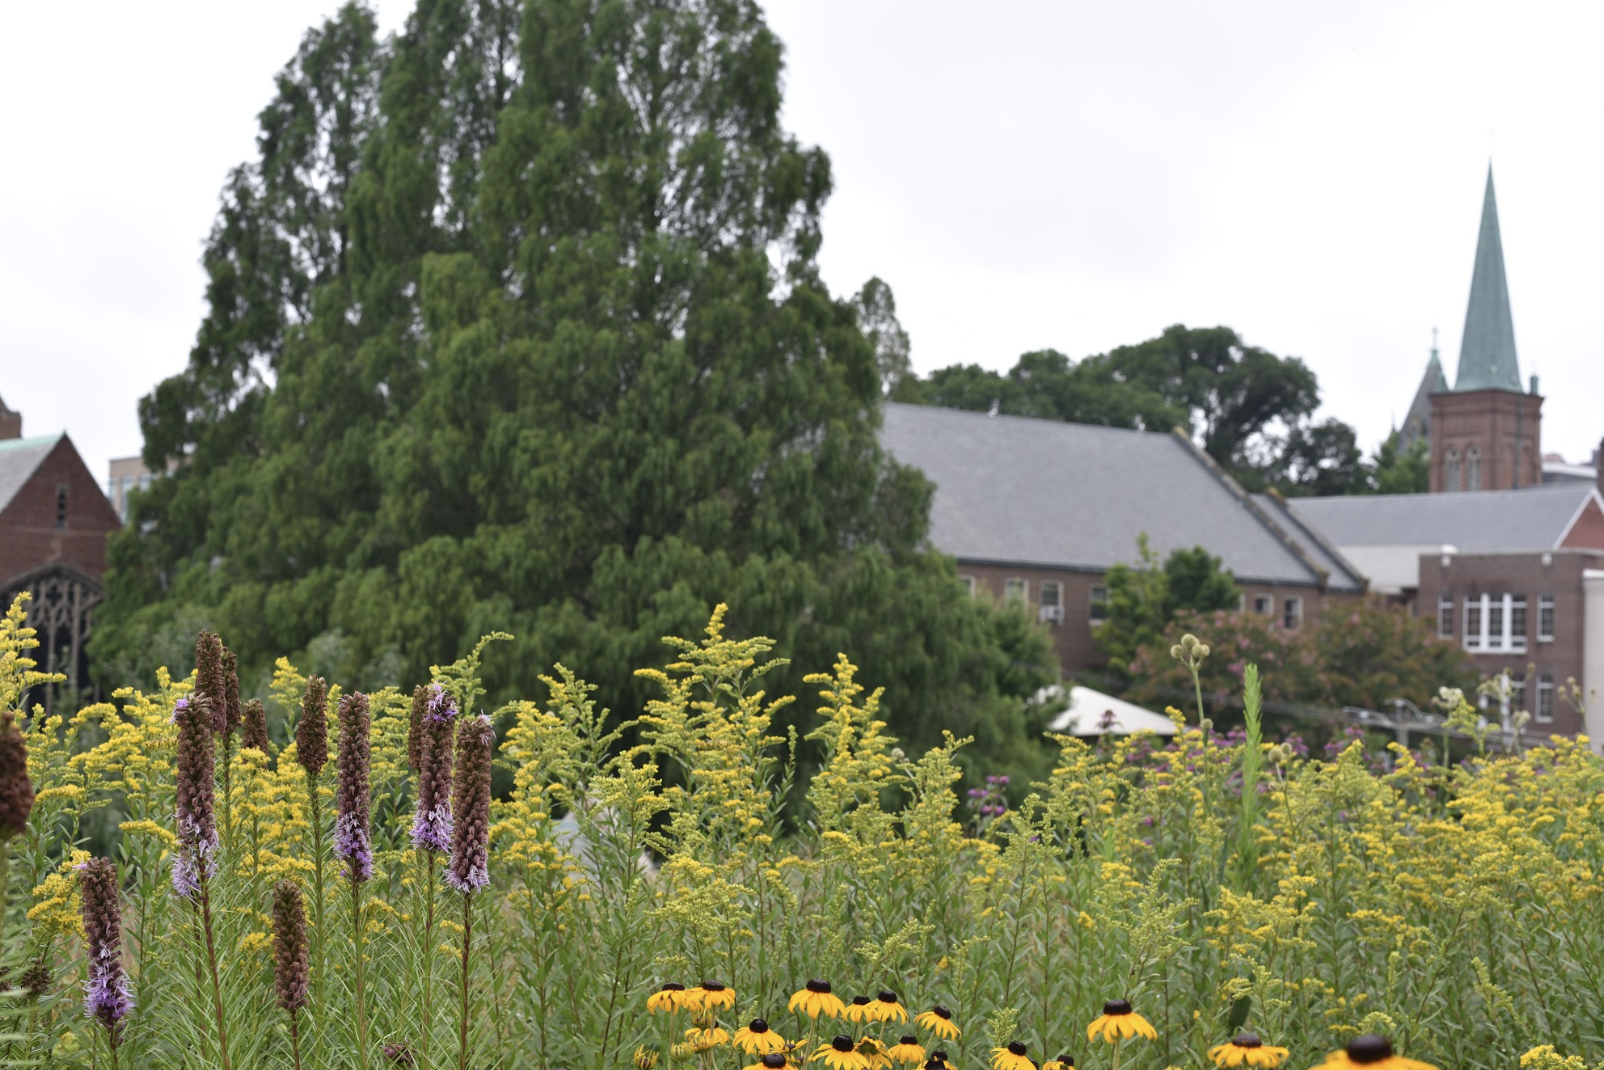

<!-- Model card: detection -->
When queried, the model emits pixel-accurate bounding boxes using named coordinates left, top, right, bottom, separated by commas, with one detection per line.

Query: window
left=1511, top=675, right=1526, bottom=714
left=1488, top=599, right=1503, bottom=640
left=1462, top=593, right=1527, bottom=653
left=1445, top=448, right=1461, bottom=492
left=1038, top=580, right=1064, bottom=623
left=1465, top=446, right=1481, bottom=492
left=1004, top=577, right=1028, bottom=603
left=1236, top=591, right=1246, bottom=613
left=1536, top=671, right=1555, bottom=723
left=1253, top=594, right=1273, bottom=615
left=1464, top=598, right=1482, bottom=649
left=1510, top=596, right=1527, bottom=642
left=1283, top=597, right=1303, bottom=629
left=1089, top=585, right=1109, bottom=623
left=959, top=574, right=976, bottom=597
left=55, top=485, right=69, bottom=530
left=1539, top=595, right=1555, bottom=642
left=1438, top=596, right=1454, bottom=638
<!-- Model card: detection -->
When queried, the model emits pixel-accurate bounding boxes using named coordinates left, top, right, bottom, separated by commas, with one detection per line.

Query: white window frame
left=1253, top=593, right=1273, bottom=615
left=1536, top=671, right=1555, bottom=723
left=1089, top=584, right=1109, bottom=623
left=1283, top=596, right=1303, bottom=629
left=1538, top=594, right=1555, bottom=642
left=1004, top=577, right=1028, bottom=603
left=1462, top=593, right=1527, bottom=654
left=1039, top=580, right=1062, bottom=608
left=1437, top=595, right=1454, bottom=638
left=959, top=574, right=976, bottom=597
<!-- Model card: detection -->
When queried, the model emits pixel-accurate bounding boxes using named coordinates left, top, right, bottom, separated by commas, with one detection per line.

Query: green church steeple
left=1454, top=166, right=1522, bottom=392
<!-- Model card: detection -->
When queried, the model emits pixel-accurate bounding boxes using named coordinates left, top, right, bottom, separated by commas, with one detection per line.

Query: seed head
left=446, top=714, right=494, bottom=893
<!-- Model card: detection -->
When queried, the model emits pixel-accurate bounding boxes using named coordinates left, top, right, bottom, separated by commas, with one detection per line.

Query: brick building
left=879, top=403, right=1368, bottom=676
left=0, top=398, right=122, bottom=695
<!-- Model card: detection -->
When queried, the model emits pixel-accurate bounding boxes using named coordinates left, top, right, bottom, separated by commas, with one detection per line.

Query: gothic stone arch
left=2, top=563, right=103, bottom=705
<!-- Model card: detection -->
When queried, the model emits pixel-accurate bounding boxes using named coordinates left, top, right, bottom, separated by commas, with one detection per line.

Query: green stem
left=421, top=850, right=439, bottom=1069
left=290, top=1014, right=303, bottom=1070
left=352, top=876, right=369, bottom=1070
left=197, top=874, right=232, bottom=1070
left=458, top=891, right=475, bottom=1070
left=1110, top=1036, right=1121, bottom=1070
left=307, top=772, right=327, bottom=1007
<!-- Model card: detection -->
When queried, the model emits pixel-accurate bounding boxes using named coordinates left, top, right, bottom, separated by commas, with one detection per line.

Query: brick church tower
left=1421, top=166, right=1542, bottom=492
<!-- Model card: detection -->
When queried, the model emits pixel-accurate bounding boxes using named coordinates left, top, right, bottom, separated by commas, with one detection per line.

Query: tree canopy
left=1093, top=535, right=1240, bottom=680
left=96, top=0, right=1060, bottom=778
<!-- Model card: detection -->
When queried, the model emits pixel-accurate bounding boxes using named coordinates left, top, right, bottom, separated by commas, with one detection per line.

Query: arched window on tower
left=1466, top=446, right=1481, bottom=492
left=1445, top=447, right=1461, bottom=492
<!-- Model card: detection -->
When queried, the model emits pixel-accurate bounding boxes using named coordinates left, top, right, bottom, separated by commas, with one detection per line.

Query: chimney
left=0, top=396, right=19, bottom=441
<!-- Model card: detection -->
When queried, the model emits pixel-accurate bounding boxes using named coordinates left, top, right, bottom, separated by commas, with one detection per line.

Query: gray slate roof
left=0, top=435, right=62, bottom=515
left=879, top=403, right=1364, bottom=589
left=1291, top=482, right=1599, bottom=552
left=1250, top=494, right=1369, bottom=587
left=1455, top=167, right=1523, bottom=392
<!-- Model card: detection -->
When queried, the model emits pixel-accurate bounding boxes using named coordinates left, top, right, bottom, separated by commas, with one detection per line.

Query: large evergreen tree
left=98, top=0, right=1059, bottom=774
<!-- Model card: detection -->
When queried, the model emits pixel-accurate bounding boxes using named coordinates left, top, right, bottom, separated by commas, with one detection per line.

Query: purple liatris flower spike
left=195, top=630, right=229, bottom=734
left=297, top=675, right=329, bottom=777
left=0, top=708, right=35, bottom=841
left=172, top=694, right=217, bottom=896
left=335, top=691, right=373, bottom=882
left=241, top=698, right=270, bottom=754
left=79, top=857, right=133, bottom=1043
left=407, top=685, right=427, bottom=771
left=223, top=647, right=242, bottom=735
left=410, top=684, right=457, bottom=852
left=446, top=713, right=493, bottom=893
left=271, top=880, right=310, bottom=1015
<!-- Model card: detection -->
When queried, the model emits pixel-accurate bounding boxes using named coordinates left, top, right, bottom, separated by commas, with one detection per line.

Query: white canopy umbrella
left=1046, top=685, right=1179, bottom=737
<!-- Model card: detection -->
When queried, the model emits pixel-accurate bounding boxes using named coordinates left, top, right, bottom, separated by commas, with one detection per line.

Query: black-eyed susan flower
left=1085, top=1000, right=1157, bottom=1042
left=1308, top=1035, right=1439, bottom=1070
left=916, top=1006, right=961, bottom=1041
left=867, top=990, right=909, bottom=1024
left=992, top=1041, right=1034, bottom=1070
left=1208, top=1034, right=1289, bottom=1068
left=735, top=1020, right=789, bottom=1055
left=844, top=996, right=873, bottom=1023
left=923, top=1060, right=948, bottom=1070
left=648, top=982, right=689, bottom=1013
left=888, top=1036, right=927, bottom=1065
left=1042, top=1056, right=1074, bottom=1070
left=685, top=1025, right=731, bottom=1049
left=745, top=1054, right=794, bottom=1070
left=814, top=1035, right=871, bottom=1070
left=693, top=980, right=736, bottom=1012
left=791, top=980, right=848, bottom=1019
left=634, top=1045, right=660, bottom=1070
left=859, top=1037, right=894, bottom=1069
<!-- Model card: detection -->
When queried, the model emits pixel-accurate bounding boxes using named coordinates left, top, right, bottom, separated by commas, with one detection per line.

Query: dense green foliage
left=1093, top=535, right=1239, bottom=680
left=97, top=0, right=1058, bottom=776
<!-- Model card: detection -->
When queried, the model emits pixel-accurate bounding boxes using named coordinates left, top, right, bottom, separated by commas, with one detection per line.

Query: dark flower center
left=1008, top=1042, right=1027, bottom=1057
left=663, top=982, right=685, bottom=992
left=931, top=1006, right=952, bottom=1020
left=749, top=1020, right=770, bottom=1033
left=931, top=1052, right=949, bottom=1062
left=807, top=980, right=831, bottom=993
left=703, top=981, right=726, bottom=992
left=900, top=1037, right=918, bottom=1047
left=877, top=990, right=899, bottom=1004
left=762, top=1056, right=787, bottom=1069
left=1055, top=1058, right=1073, bottom=1067
left=1232, top=1035, right=1262, bottom=1049
left=833, top=1036, right=856, bottom=1052
left=924, top=1062, right=946, bottom=1070
left=1347, top=1035, right=1394, bottom=1064
left=1101, top=999, right=1132, bottom=1016
left=852, top=996, right=871, bottom=1006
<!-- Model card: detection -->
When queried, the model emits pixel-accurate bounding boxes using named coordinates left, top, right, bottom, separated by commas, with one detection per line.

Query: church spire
left=1454, top=165, right=1522, bottom=392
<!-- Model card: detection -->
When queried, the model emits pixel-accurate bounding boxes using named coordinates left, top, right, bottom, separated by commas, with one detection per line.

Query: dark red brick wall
left=0, top=437, right=122, bottom=586
left=1415, top=549, right=1602, bottom=736
left=1428, top=389, right=1543, bottom=492
left=955, top=560, right=1348, bottom=677
left=1561, top=497, right=1604, bottom=550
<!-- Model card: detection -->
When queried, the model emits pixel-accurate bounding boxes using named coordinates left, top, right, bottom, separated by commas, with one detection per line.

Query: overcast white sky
left=3, top=1, right=1601, bottom=487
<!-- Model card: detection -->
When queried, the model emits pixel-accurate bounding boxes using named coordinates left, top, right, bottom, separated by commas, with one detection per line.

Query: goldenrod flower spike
left=1209, top=1034, right=1290, bottom=1068
left=814, top=1035, right=871, bottom=1070
left=790, top=980, right=847, bottom=1019
left=915, top=1006, right=961, bottom=1041
left=867, top=990, right=909, bottom=1024
left=1085, top=1000, right=1157, bottom=1042
left=887, top=1036, right=928, bottom=1066
left=1308, top=1035, right=1439, bottom=1070
left=735, top=1020, right=789, bottom=1055
left=992, top=1041, right=1035, bottom=1070
left=648, top=981, right=689, bottom=1013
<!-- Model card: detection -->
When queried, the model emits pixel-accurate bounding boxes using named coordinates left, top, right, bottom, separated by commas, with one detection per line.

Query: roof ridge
left=1166, top=429, right=1332, bottom=590
left=883, top=401, right=1167, bottom=442
left=0, top=433, right=63, bottom=454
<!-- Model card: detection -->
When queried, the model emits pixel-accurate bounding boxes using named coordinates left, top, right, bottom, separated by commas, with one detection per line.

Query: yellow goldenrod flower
left=1308, top=1035, right=1438, bottom=1070
left=790, top=980, right=848, bottom=1019
left=844, top=996, right=873, bottom=1023
left=867, top=990, right=909, bottom=1024
left=685, top=1026, right=731, bottom=1049
left=915, top=1006, right=961, bottom=1041
left=992, top=1042, right=1034, bottom=1070
left=735, top=1020, right=789, bottom=1055
left=1209, top=1034, right=1289, bottom=1068
left=1086, top=1000, right=1157, bottom=1042
left=814, top=1035, right=871, bottom=1070
left=1042, top=1055, right=1075, bottom=1070
left=648, top=982, right=690, bottom=1013
left=691, top=979, right=736, bottom=1011
left=859, top=1037, right=894, bottom=1069
left=887, top=1036, right=927, bottom=1065
left=635, top=1046, right=660, bottom=1070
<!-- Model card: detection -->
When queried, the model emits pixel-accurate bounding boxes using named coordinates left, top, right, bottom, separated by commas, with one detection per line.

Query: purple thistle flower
left=335, top=692, right=373, bottom=883
left=411, top=684, right=458, bottom=853
left=446, top=714, right=494, bottom=894
left=172, top=694, right=217, bottom=897
left=79, top=858, right=132, bottom=1044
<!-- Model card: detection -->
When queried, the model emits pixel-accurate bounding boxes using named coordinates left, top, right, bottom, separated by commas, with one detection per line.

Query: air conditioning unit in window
left=1039, top=605, right=1064, bottom=624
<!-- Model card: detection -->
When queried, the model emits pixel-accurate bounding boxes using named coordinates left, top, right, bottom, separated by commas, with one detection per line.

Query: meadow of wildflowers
left=1, top=593, right=1603, bottom=1070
